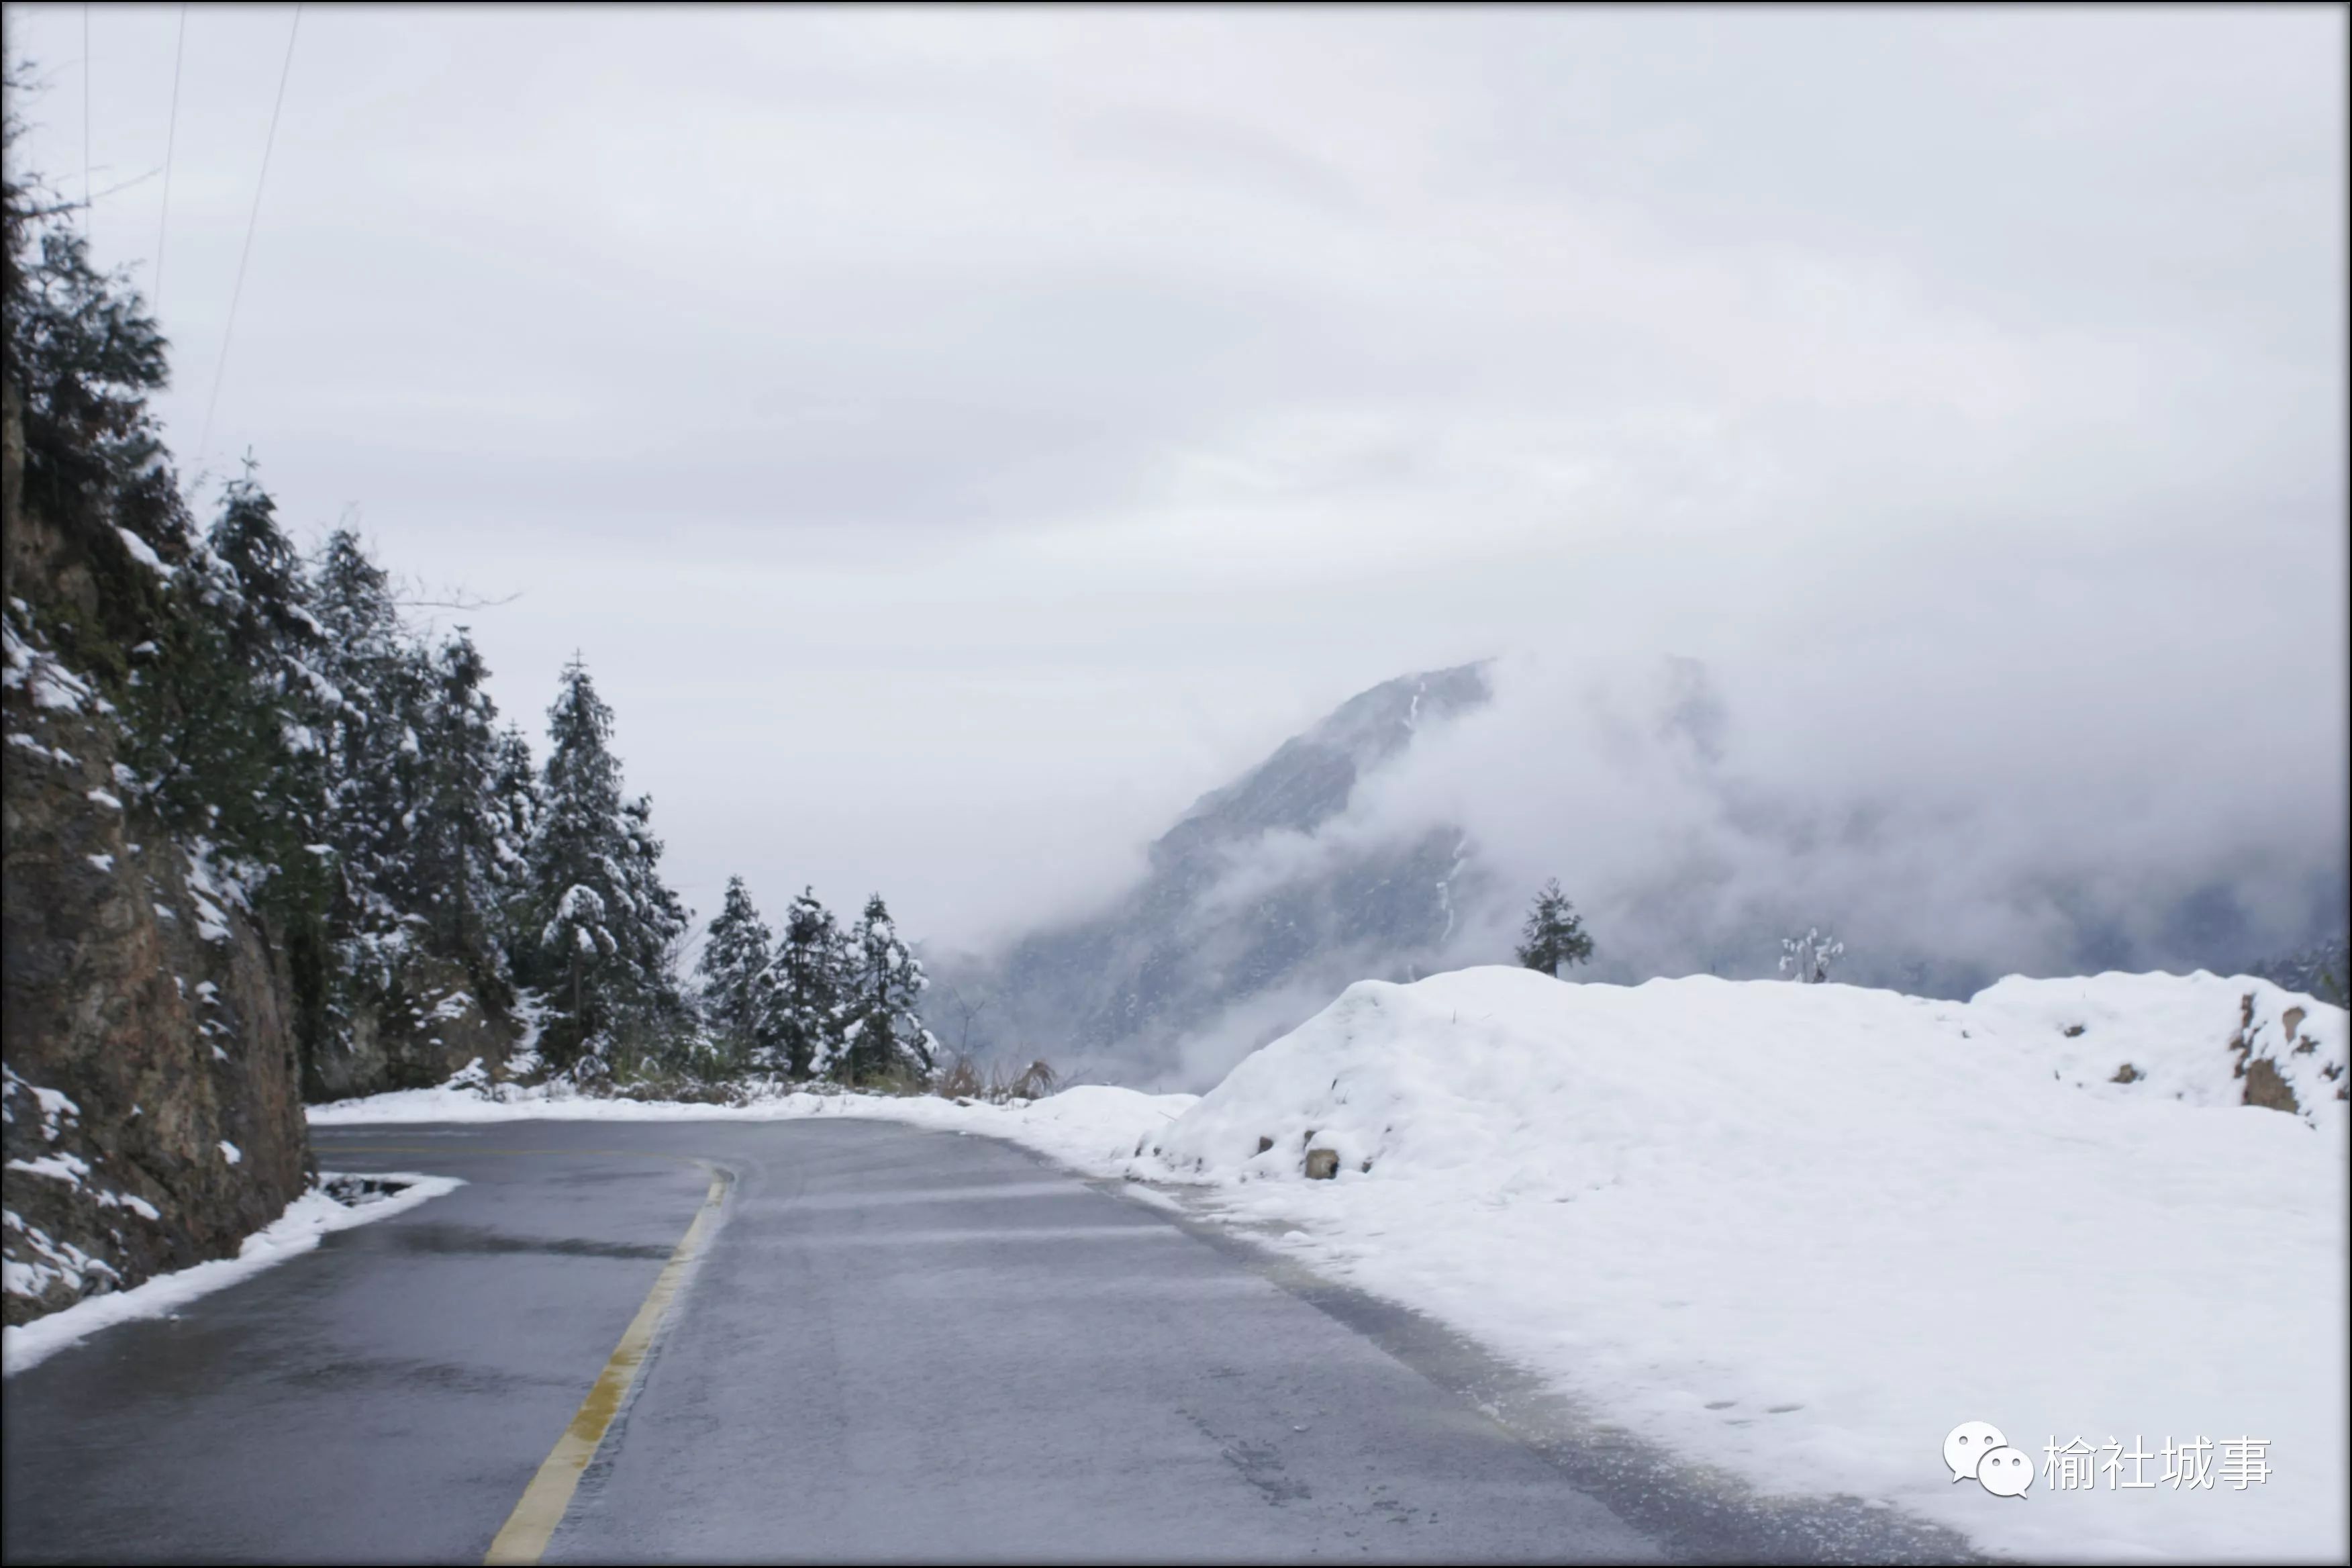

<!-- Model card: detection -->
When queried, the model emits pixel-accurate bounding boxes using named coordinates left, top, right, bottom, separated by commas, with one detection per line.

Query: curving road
left=1, top=1119, right=1973, bottom=1565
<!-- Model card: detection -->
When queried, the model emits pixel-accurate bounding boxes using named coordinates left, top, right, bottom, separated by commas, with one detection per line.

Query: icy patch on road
left=3, top=1172, right=462, bottom=1377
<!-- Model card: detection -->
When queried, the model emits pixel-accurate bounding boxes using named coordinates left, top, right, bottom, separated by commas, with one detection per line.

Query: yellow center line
left=481, top=1164, right=732, bottom=1565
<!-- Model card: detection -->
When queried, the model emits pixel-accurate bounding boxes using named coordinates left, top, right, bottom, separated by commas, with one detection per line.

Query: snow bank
left=3, top=1173, right=462, bottom=1377
left=1136, top=968, right=2347, bottom=1565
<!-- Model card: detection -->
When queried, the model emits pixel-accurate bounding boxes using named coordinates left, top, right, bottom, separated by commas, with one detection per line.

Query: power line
left=153, top=3, right=187, bottom=315
left=197, top=3, right=299, bottom=471
left=81, top=3, right=90, bottom=246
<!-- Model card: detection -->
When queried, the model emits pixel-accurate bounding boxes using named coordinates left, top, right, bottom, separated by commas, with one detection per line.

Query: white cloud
left=5, top=4, right=2341, bottom=957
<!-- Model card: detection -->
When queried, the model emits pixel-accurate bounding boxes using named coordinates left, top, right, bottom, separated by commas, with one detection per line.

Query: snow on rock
left=1967, top=971, right=2346, bottom=1124
left=3, top=620, right=95, bottom=715
left=1134, top=967, right=2347, bottom=1565
left=5, top=1153, right=93, bottom=1185
left=2, top=1069, right=83, bottom=1144
left=2, top=1216, right=117, bottom=1311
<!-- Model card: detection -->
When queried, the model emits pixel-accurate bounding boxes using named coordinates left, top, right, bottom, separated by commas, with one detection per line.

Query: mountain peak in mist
left=932, top=662, right=1493, bottom=1087
left=1153, top=660, right=1490, bottom=872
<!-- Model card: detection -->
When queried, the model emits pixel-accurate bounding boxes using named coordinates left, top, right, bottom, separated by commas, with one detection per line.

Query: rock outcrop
left=3, top=389, right=310, bottom=1326
left=300, top=949, right=515, bottom=1102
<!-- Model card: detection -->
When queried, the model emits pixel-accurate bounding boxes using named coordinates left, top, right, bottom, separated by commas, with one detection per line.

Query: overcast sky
left=4, top=5, right=2345, bottom=961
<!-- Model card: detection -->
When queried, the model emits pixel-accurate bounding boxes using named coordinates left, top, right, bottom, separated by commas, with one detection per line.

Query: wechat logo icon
left=1946, top=1422, right=2032, bottom=1498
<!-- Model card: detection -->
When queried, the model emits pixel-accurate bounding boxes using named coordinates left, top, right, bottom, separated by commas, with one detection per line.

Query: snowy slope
left=1134, top=968, right=2347, bottom=1564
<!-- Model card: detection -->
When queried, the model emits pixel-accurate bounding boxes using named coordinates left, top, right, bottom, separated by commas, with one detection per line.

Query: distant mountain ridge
left=2249, top=933, right=2349, bottom=1007
left=930, top=663, right=1493, bottom=1087
left=929, top=652, right=2346, bottom=1091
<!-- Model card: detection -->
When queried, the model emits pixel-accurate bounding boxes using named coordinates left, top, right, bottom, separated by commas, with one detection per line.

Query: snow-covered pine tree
left=523, top=657, right=689, bottom=1077
left=101, top=469, right=344, bottom=1059
left=616, top=793, right=691, bottom=1026
left=1779, top=928, right=1843, bottom=983
left=776, top=888, right=848, bottom=1081
left=126, top=468, right=326, bottom=869
left=7, top=207, right=339, bottom=1026
left=4, top=191, right=186, bottom=621
left=696, top=876, right=783, bottom=1075
left=412, top=628, right=528, bottom=1001
left=839, top=893, right=935, bottom=1085
left=489, top=720, right=542, bottom=950
left=307, top=528, right=432, bottom=1006
left=209, top=469, right=326, bottom=677
left=526, top=658, right=627, bottom=1073
left=1515, top=879, right=1594, bottom=977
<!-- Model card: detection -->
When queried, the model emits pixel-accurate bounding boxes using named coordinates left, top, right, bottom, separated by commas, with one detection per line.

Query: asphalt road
left=1, top=1119, right=1973, bottom=1565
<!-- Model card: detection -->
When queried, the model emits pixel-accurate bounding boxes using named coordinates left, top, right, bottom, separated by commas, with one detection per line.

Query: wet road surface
left=1, top=1119, right=1967, bottom=1564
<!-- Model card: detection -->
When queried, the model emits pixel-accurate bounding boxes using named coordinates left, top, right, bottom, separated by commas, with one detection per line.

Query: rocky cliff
left=2, top=385, right=311, bottom=1326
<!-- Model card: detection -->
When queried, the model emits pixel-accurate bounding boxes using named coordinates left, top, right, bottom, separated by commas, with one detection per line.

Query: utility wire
left=197, top=4, right=299, bottom=471
left=153, top=3, right=187, bottom=315
left=81, top=4, right=91, bottom=246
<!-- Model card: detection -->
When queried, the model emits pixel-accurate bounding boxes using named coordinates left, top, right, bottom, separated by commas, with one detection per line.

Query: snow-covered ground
left=319, top=968, right=2346, bottom=1562
left=1132, top=969, right=2347, bottom=1565
left=3, top=1174, right=462, bottom=1377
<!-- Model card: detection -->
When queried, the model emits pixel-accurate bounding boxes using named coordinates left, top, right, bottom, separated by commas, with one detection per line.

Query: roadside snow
left=1138, top=969, right=2347, bottom=1566
left=3, top=1173, right=462, bottom=1377
left=307, top=1078, right=1197, bottom=1171
left=305, top=967, right=2345, bottom=1563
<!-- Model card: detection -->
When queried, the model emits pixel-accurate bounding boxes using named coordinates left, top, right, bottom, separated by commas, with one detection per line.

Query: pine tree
left=161, top=469, right=343, bottom=1045
left=3, top=138, right=185, bottom=647
left=839, top=894, right=935, bottom=1085
left=1779, top=928, right=1843, bottom=984
left=490, top=722, right=540, bottom=823
left=777, top=888, right=848, bottom=1081
left=307, top=528, right=430, bottom=1003
left=7, top=85, right=537, bottom=1098
left=616, top=794, right=691, bottom=1023
left=523, top=657, right=688, bottom=1077
left=412, top=628, right=528, bottom=1001
left=1515, top=879, right=1594, bottom=977
left=696, top=877, right=782, bottom=1075
left=209, top=471, right=326, bottom=676
left=5, top=119, right=338, bottom=1017
left=126, top=468, right=327, bottom=872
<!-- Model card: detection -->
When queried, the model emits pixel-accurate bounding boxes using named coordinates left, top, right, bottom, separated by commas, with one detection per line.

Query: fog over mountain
left=930, top=665, right=1495, bottom=1088
left=940, top=642, right=2347, bottom=1091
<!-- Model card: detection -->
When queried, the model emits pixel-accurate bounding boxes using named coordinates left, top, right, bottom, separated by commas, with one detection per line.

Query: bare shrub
left=863, top=1063, right=932, bottom=1098
left=999, top=1059, right=1060, bottom=1101
left=921, top=1055, right=1061, bottom=1104
left=936, top=1054, right=986, bottom=1100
